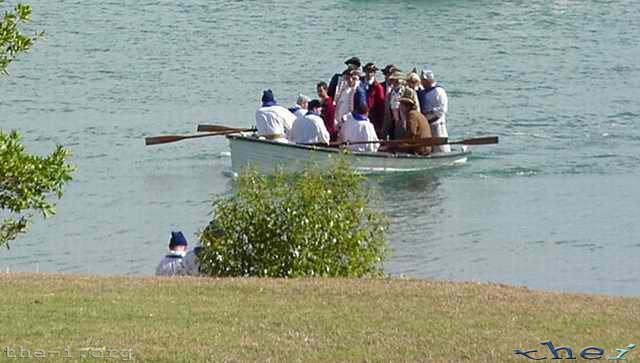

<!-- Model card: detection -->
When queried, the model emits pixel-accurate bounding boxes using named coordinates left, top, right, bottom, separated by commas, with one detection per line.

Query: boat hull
left=227, top=135, right=470, bottom=174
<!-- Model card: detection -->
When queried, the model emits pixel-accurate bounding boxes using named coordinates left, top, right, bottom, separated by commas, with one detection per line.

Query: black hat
left=382, top=64, right=397, bottom=76
left=308, top=99, right=322, bottom=110
left=363, top=63, right=378, bottom=73
left=344, top=56, right=361, bottom=68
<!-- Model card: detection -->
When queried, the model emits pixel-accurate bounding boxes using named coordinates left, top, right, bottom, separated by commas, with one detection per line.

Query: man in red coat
left=362, top=63, right=386, bottom=139
left=316, top=81, right=337, bottom=141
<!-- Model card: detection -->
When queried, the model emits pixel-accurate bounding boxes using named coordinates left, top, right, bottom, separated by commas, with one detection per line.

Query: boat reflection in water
left=371, top=172, right=450, bottom=277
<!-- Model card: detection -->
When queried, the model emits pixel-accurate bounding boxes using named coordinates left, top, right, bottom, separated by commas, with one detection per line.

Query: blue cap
left=261, top=89, right=276, bottom=107
left=169, top=231, right=188, bottom=247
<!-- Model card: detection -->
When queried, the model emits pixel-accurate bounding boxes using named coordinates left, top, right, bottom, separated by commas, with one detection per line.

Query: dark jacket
left=327, top=73, right=341, bottom=99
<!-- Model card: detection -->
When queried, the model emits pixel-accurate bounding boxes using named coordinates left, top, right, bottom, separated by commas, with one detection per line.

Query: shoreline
left=3, top=268, right=637, bottom=298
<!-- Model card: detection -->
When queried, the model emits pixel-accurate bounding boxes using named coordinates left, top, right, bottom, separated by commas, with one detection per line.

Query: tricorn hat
left=382, top=64, right=398, bottom=76
left=363, top=62, right=378, bottom=73
left=344, top=56, right=361, bottom=68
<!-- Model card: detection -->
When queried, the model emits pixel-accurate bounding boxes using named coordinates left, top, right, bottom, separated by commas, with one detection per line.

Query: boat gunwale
left=226, top=134, right=471, bottom=160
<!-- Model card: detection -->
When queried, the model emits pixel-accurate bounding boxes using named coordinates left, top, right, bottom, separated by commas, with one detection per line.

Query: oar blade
left=455, top=136, right=499, bottom=145
left=197, top=124, right=255, bottom=133
left=197, top=124, right=233, bottom=132
left=145, top=135, right=184, bottom=146
left=145, top=130, right=244, bottom=146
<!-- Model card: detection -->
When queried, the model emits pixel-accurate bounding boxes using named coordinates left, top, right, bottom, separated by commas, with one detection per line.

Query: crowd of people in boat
left=255, top=56, right=450, bottom=155
left=155, top=60, right=453, bottom=276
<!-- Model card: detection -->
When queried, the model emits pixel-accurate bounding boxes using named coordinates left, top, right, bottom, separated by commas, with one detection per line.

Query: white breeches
left=430, top=121, right=450, bottom=153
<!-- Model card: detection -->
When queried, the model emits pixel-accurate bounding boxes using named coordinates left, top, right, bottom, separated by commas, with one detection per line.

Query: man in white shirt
left=288, top=99, right=330, bottom=145
left=339, top=103, right=379, bottom=153
left=255, top=89, right=297, bottom=143
left=155, top=231, right=188, bottom=276
left=334, top=69, right=360, bottom=133
left=418, top=69, right=450, bottom=152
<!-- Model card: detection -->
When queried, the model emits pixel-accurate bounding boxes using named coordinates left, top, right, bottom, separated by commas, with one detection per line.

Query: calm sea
left=1, top=0, right=639, bottom=295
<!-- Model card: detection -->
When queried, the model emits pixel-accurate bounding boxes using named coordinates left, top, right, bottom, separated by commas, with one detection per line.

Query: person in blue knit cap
left=155, top=231, right=188, bottom=276
left=255, top=89, right=297, bottom=143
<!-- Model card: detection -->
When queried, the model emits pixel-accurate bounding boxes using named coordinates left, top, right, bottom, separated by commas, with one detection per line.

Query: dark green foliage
left=0, top=131, right=73, bottom=247
left=0, top=0, right=43, bottom=74
left=199, top=159, right=389, bottom=277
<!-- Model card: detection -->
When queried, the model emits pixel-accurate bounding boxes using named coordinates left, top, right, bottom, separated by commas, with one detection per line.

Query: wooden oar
left=301, top=137, right=444, bottom=147
left=197, top=124, right=255, bottom=133
left=145, top=130, right=240, bottom=146
left=341, top=136, right=498, bottom=147
left=448, top=136, right=499, bottom=145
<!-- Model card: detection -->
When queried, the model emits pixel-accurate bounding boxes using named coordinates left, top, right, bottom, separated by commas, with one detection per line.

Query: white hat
left=420, top=69, right=435, bottom=81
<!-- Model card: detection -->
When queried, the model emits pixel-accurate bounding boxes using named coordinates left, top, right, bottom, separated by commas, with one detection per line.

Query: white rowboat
left=227, top=134, right=471, bottom=174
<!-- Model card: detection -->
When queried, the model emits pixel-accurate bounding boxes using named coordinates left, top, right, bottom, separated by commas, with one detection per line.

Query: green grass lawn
left=1, top=273, right=639, bottom=362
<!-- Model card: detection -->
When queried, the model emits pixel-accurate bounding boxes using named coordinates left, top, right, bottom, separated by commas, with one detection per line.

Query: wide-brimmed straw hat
left=398, top=88, right=417, bottom=107
left=388, top=70, right=406, bottom=80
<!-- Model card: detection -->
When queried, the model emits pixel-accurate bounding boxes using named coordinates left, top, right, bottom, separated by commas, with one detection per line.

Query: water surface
left=1, top=0, right=639, bottom=295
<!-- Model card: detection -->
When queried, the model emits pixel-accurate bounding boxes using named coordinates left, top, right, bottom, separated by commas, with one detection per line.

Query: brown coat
left=402, top=110, right=432, bottom=155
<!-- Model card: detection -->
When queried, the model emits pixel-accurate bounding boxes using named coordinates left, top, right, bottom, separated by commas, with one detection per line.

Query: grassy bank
left=1, top=274, right=639, bottom=362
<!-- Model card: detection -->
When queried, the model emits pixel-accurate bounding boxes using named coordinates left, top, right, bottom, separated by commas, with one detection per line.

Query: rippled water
left=1, top=0, right=639, bottom=295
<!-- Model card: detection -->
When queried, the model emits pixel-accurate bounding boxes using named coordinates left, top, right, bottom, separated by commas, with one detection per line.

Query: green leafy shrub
left=199, top=159, right=389, bottom=277
left=0, top=131, right=73, bottom=247
left=1, top=0, right=43, bottom=74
